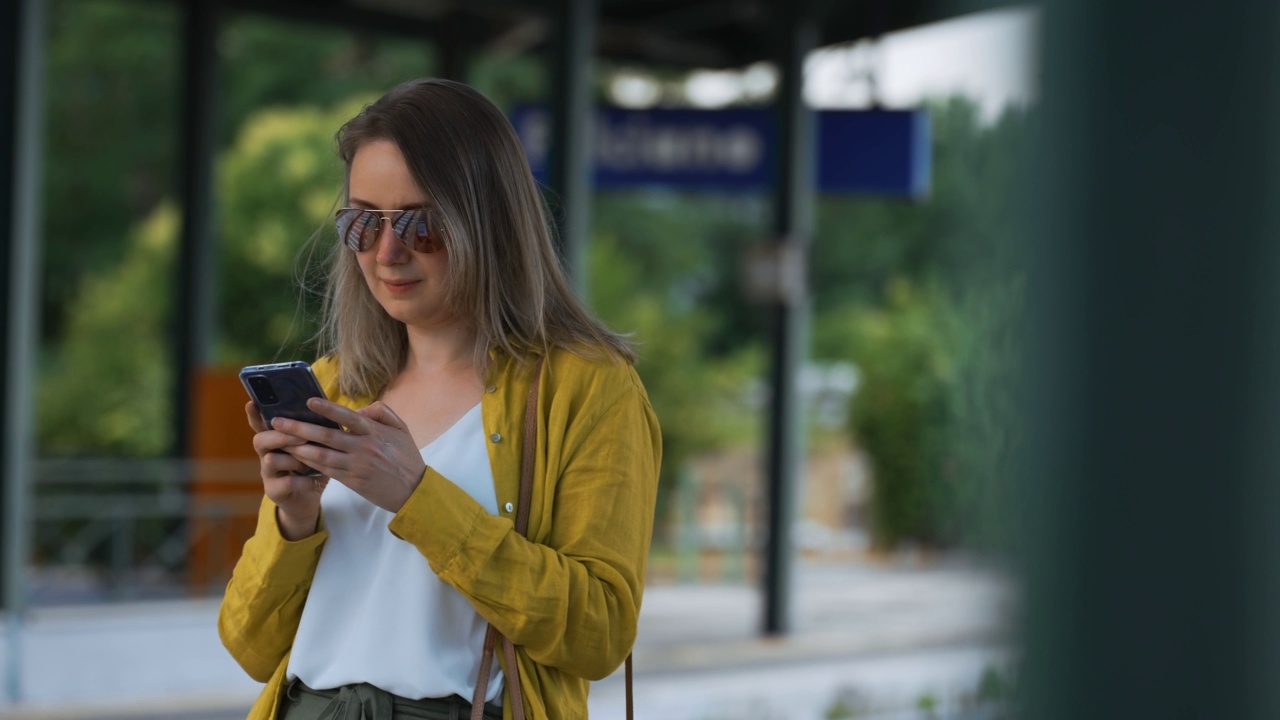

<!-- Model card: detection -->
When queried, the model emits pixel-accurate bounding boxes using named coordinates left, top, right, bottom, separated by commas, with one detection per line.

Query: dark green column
left=546, top=0, right=595, bottom=293
left=1020, top=1, right=1280, bottom=717
left=2, top=0, right=45, bottom=702
left=762, top=0, right=816, bottom=636
left=174, top=0, right=221, bottom=459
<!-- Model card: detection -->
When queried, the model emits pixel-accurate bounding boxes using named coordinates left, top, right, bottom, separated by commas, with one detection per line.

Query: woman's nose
left=375, top=219, right=409, bottom=264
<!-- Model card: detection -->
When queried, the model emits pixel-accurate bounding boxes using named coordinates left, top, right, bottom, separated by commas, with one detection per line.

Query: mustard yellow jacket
left=218, top=347, right=662, bottom=720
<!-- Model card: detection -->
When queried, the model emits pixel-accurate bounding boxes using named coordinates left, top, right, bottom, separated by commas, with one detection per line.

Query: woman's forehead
left=348, top=140, right=429, bottom=205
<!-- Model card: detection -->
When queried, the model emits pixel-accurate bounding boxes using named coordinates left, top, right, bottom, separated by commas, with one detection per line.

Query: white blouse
left=286, top=403, right=503, bottom=703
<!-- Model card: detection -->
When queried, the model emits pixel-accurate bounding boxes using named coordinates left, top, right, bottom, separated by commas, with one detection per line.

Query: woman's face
left=347, top=140, right=455, bottom=330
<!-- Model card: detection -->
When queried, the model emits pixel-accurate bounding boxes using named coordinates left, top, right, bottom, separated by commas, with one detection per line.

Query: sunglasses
left=334, top=207, right=445, bottom=253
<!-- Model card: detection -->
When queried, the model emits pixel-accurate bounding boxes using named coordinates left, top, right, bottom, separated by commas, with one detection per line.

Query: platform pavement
left=0, top=557, right=1015, bottom=720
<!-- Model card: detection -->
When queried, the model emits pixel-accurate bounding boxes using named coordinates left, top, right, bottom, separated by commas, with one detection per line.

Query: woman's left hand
left=271, top=398, right=427, bottom=514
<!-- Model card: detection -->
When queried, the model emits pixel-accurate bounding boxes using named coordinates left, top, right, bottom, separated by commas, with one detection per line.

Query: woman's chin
left=379, top=303, right=456, bottom=330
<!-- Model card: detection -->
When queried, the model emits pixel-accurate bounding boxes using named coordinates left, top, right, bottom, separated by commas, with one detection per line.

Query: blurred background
left=9, top=0, right=1032, bottom=717
left=8, top=0, right=1273, bottom=718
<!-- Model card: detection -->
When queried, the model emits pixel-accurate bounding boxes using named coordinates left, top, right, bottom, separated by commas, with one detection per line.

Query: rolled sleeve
left=218, top=497, right=328, bottom=682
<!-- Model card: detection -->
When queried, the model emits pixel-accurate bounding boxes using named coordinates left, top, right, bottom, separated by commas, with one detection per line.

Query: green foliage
left=587, top=200, right=767, bottom=536
left=593, top=193, right=770, bottom=356
left=833, top=275, right=1025, bottom=549
left=43, top=0, right=180, bottom=340
left=842, top=280, right=953, bottom=547
left=38, top=101, right=364, bottom=455
left=976, top=663, right=1014, bottom=703
left=214, top=101, right=369, bottom=364
left=959, top=663, right=1017, bottom=718
left=41, top=0, right=438, bottom=345
left=37, top=204, right=178, bottom=456
left=823, top=687, right=871, bottom=719
left=218, top=20, right=432, bottom=144
left=817, top=99, right=1033, bottom=551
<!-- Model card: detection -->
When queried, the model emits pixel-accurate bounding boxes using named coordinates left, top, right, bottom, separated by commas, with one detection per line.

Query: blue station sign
left=510, top=105, right=931, bottom=198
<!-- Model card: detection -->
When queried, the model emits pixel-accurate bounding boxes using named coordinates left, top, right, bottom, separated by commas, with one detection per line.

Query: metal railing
left=28, top=458, right=263, bottom=606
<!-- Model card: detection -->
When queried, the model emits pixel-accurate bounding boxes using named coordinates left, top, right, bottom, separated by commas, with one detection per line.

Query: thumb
left=359, top=401, right=409, bottom=432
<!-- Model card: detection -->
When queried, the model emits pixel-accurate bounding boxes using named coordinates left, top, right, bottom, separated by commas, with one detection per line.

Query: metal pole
left=2, top=0, right=46, bottom=702
left=762, top=0, right=815, bottom=636
left=1019, top=0, right=1280, bottom=717
left=546, top=0, right=595, bottom=294
left=174, top=0, right=221, bottom=459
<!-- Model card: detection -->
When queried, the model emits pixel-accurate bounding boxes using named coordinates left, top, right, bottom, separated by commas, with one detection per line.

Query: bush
left=845, top=279, right=953, bottom=548
left=841, top=273, right=1023, bottom=551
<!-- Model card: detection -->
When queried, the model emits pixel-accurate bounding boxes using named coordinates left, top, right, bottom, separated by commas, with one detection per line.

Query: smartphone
left=240, top=361, right=342, bottom=477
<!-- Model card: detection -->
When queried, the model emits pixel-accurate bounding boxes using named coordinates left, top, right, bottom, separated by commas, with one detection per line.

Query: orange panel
left=187, top=368, right=262, bottom=593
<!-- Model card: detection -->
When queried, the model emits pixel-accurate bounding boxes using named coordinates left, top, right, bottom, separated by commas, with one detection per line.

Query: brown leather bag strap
left=626, top=653, right=635, bottom=720
left=471, top=359, right=541, bottom=720
left=471, top=358, right=635, bottom=720
left=470, top=624, right=500, bottom=720
left=501, top=636, right=526, bottom=719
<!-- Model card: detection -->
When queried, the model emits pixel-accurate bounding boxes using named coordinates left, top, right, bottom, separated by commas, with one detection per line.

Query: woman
left=218, top=78, right=662, bottom=720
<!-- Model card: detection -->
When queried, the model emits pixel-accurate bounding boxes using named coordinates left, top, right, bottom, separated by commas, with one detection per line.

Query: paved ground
left=2, top=557, right=1016, bottom=720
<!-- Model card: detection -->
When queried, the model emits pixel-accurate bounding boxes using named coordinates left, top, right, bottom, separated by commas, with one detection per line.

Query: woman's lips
left=382, top=279, right=420, bottom=295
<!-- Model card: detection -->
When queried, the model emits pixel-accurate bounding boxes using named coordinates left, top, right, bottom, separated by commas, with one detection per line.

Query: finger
left=305, top=398, right=371, bottom=434
left=252, top=427, right=309, bottom=455
left=263, top=450, right=316, bottom=477
left=271, top=416, right=354, bottom=451
left=245, top=401, right=268, bottom=433
left=285, top=443, right=345, bottom=475
left=358, top=401, right=410, bottom=432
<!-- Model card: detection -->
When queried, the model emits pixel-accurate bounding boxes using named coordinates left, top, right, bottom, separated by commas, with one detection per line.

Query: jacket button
left=505, top=502, right=514, bottom=513
left=490, top=433, right=502, bottom=443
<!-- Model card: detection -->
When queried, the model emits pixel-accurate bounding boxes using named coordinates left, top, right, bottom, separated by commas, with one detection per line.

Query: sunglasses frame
left=335, top=207, right=446, bottom=254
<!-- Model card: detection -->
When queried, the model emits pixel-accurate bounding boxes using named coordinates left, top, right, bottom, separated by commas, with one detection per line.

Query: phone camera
left=247, top=375, right=279, bottom=405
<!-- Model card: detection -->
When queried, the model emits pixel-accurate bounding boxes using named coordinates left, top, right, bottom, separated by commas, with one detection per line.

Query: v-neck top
left=285, top=402, right=503, bottom=702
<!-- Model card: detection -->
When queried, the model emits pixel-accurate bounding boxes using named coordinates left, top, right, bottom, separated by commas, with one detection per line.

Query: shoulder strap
left=471, top=359, right=635, bottom=720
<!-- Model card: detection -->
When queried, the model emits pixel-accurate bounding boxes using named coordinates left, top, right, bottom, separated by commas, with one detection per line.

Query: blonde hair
left=317, top=78, right=633, bottom=399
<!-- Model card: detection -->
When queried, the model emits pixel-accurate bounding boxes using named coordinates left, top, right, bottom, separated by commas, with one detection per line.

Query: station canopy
left=215, top=0, right=961, bottom=69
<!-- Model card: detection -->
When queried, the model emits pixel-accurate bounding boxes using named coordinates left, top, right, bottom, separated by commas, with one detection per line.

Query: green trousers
left=276, top=678, right=504, bottom=720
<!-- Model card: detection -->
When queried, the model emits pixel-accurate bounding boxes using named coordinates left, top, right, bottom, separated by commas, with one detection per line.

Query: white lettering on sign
left=597, top=116, right=763, bottom=175
left=518, top=110, right=764, bottom=177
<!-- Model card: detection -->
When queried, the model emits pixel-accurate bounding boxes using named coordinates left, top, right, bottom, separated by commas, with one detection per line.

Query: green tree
left=39, top=100, right=363, bottom=454
left=814, top=99, right=1033, bottom=551
left=37, top=204, right=179, bottom=456
left=41, top=0, right=441, bottom=344
left=43, top=0, right=180, bottom=341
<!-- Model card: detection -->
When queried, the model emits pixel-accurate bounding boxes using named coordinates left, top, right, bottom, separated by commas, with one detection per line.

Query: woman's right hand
left=245, top=401, right=327, bottom=540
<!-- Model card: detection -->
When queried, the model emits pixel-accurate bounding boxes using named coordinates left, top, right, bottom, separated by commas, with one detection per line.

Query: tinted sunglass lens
left=359, top=212, right=382, bottom=251
left=346, top=210, right=381, bottom=251
left=336, top=211, right=355, bottom=250
left=335, top=209, right=369, bottom=251
left=412, top=212, right=441, bottom=253
left=393, top=209, right=441, bottom=253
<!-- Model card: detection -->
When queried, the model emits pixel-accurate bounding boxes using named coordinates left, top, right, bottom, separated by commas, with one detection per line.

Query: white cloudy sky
left=807, top=6, right=1041, bottom=120
left=636, top=6, right=1040, bottom=123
